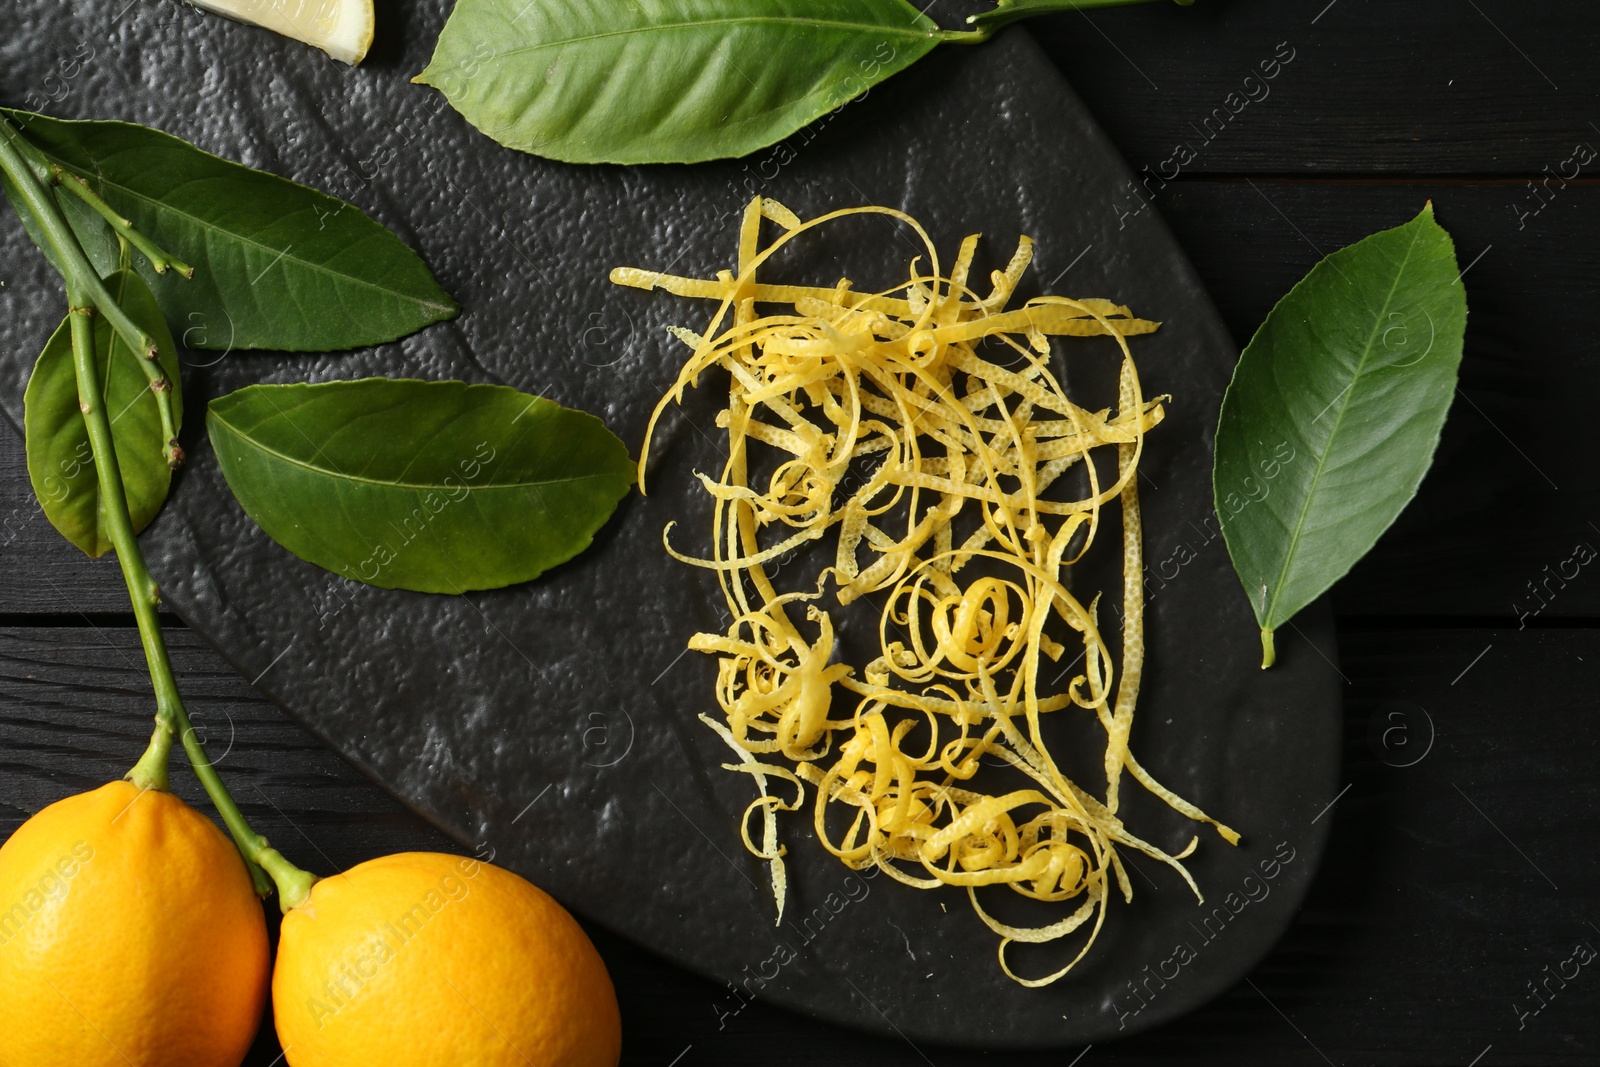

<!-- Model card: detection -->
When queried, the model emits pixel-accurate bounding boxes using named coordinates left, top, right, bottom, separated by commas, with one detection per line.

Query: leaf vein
left=211, top=411, right=624, bottom=493
left=442, top=13, right=938, bottom=69
left=1263, top=228, right=1426, bottom=627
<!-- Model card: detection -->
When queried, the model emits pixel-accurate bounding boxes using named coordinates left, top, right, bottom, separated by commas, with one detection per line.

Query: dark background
left=3, top=0, right=1597, bottom=1064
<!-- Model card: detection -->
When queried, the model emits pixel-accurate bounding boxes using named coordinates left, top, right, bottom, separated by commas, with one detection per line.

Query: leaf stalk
left=964, top=0, right=1191, bottom=39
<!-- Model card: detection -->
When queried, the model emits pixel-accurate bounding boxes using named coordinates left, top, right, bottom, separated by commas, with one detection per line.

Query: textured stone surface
left=0, top=5, right=1340, bottom=1044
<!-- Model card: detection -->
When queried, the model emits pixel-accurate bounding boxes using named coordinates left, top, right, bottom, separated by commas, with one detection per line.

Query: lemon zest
left=619, top=199, right=1237, bottom=986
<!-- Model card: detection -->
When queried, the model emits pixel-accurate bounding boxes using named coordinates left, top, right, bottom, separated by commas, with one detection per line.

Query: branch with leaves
left=0, top=117, right=335, bottom=905
left=0, top=107, right=629, bottom=906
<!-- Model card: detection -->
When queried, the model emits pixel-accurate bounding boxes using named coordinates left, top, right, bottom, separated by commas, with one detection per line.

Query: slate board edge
left=175, top=28, right=1345, bottom=1048
left=0, top=25, right=1344, bottom=1049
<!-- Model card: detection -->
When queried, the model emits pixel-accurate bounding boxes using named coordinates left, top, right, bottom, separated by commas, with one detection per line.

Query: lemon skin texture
left=0, top=780, right=271, bottom=1067
left=274, top=851, right=621, bottom=1067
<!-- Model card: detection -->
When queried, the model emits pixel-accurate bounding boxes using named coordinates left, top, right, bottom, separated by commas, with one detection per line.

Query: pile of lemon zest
left=620, top=198, right=1237, bottom=987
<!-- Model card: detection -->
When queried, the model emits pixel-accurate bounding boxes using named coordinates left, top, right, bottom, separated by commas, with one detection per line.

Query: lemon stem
left=261, top=851, right=317, bottom=911
left=58, top=282, right=261, bottom=894
left=63, top=273, right=318, bottom=906
left=2, top=126, right=317, bottom=908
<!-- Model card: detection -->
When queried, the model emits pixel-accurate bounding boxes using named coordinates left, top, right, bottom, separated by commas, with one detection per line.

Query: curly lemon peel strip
left=700, top=713, right=797, bottom=925
left=1105, top=357, right=1145, bottom=815
left=621, top=199, right=1236, bottom=987
left=612, top=270, right=1149, bottom=336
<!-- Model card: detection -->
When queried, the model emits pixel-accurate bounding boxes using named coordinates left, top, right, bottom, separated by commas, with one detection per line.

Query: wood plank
left=1032, top=0, right=1599, bottom=176
left=0, top=427, right=153, bottom=616
left=0, top=626, right=458, bottom=861
left=2, top=625, right=1596, bottom=1064
left=4, top=178, right=1597, bottom=620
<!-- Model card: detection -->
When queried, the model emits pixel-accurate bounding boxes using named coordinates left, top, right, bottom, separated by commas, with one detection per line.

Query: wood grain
left=3, top=626, right=1595, bottom=1065
left=1161, top=180, right=1600, bottom=621
left=1033, top=0, right=1598, bottom=177
left=0, top=428, right=138, bottom=616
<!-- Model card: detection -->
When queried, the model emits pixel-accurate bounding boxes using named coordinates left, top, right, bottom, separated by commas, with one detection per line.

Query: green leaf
left=207, top=379, right=635, bottom=592
left=416, top=0, right=945, bottom=165
left=0, top=109, right=458, bottom=351
left=1214, top=203, right=1467, bottom=666
left=24, top=269, right=185, bottom=557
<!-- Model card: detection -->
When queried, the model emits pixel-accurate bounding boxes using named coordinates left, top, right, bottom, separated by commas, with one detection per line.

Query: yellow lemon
left=0, top=780, right=270, bottom=1066
left=274, top=851, right=621, bottom=1067
left=185, top=0, right=374, bottom=65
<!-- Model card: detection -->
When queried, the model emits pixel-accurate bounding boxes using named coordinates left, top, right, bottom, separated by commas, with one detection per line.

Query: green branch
left=0, top=123, right=184, bottom=469
left=963, top=0, right=1192, bottom=40
left=63, top=273, right=314, bottom=909
left=53, top=166, right=194, bottom=279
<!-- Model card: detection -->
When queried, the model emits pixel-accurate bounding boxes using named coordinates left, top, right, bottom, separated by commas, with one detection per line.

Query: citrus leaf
left=208, top=379, right=635, bottom=593
left=1214, top=204, right=1467, bottom=667
left=0, top=109, right=458, bottom=351
left=24, top=269, right=185, bottom=557
left=415, top=0, right=945, bottom=165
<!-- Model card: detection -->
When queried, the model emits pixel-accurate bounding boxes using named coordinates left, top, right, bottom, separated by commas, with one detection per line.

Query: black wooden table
left=3, top=2, right=1597, bottom=1064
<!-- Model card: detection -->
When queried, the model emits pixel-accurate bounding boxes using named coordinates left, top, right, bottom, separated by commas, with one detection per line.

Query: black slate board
left=0, top=2, right=1342, bottom=1046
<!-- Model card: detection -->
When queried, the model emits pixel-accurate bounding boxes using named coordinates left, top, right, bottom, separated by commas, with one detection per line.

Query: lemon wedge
left=186, top=0, right=374, bottom=65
